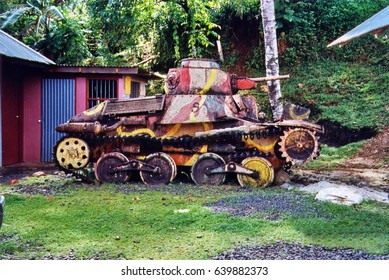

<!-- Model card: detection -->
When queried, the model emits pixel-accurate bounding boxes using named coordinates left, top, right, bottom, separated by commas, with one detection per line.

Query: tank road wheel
left=237, top=157, right=274, bottom=188
left=95, top=152, right=130, bottom=183
left=191, top=153, right=226, bottom=186
left=55, top=137, right=90, bottom=170
left=140, top=153, right=177, bottom=185
left=279, top=128, right=320, bottom=164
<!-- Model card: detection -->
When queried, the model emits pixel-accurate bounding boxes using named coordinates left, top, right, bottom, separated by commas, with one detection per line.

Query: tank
left=54, top=58, right=324, bottom=187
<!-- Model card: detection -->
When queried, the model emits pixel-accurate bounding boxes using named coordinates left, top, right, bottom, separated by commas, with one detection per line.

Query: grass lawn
left=1, top=175, right=389, bottom=260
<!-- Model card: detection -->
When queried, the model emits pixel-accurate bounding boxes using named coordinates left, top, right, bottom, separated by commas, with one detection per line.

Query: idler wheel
left=237, top=157, right=274, bottom=188
left=95, top=152, right=130, bottom=183
left=140, top=153, right=177, bottom=185
left=279, top=128, right=319, bottom=164
left=55, top=137, right=90, bottom=170
left=191, top=153, right=226, bottom=186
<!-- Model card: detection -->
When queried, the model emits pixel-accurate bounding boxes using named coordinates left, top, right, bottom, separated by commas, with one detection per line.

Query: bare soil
left=338, top=126, right=389, bottom=169
left=293, top=126, right=389, bottom=192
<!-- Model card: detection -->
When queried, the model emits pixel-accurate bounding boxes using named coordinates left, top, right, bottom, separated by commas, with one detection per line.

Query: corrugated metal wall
left=41, top=79, right=75, bottom=162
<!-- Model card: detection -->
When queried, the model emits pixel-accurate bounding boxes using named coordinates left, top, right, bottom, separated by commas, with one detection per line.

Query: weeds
left=1, top=178, right=388, bottom=259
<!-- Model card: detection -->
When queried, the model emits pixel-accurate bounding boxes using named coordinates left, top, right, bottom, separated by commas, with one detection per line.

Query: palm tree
left=0, top=0, right=63, bottom=37
left=260, top=0, right=283, bottom=121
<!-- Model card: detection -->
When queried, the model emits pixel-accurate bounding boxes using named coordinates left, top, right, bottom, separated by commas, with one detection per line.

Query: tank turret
left=54, top=58, right=323, bottom=187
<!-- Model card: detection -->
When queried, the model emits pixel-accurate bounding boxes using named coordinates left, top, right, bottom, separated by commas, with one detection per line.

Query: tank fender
left=56, top=119, right=126, bottom=135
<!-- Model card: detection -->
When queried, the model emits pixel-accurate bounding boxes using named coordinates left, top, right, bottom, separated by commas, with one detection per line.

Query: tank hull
left=54, top=59, right=323, bottom=187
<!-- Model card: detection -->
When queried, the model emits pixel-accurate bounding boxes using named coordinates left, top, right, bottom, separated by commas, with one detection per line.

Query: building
left=0, top=30, right=161, bottom=166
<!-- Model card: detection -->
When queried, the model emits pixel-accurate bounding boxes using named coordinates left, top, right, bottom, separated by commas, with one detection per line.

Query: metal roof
left=48, top=65, right=164, bottom=80
left=328, top=6, right=389, bottom=47
left=0, top=30, right=55, bottom=65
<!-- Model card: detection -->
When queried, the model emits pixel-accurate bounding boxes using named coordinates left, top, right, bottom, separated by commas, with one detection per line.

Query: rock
left=274, top=169, right=291, bottom=185
left=197, top=234, right=203, bottom=238
left=174, top=209, right=190, bottom=213
left=32, top=171, right=46, bottom=177
left=315, top=186, right=363, bottom=205
left=289, top=181, right=389, bottom=204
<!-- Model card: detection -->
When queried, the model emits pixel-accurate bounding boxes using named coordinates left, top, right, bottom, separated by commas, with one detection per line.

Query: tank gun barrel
left=249, top=74, right=290, bottom=82
left=234, top=74, right=290, bottom=91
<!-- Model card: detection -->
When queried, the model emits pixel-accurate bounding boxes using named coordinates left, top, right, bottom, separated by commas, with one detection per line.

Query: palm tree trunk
left=260, top=0, right=283, bottom=121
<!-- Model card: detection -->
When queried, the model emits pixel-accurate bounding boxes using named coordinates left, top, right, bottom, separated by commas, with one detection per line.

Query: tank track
left=54, top=126, right=285, bottom=182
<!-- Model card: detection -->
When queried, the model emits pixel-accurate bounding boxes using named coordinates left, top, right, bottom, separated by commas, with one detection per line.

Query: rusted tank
left=54, top=58, right=323, bottom=187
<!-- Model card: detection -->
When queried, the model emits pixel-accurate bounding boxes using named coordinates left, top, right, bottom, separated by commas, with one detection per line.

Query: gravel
left=206, top=192, right=330, bottom=220
left=2, top=166, right=389, bottom=260
left=213, top=241, right=389, bottom=260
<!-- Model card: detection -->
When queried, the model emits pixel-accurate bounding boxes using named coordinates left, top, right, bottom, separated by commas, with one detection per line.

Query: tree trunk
left=260, top=0, right=283, bottom=121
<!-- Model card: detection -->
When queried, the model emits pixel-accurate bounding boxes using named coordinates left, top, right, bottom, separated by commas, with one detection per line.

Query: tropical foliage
left=1, top=0, right=388, bottom=131
left=1, top=0, right=386, bottom=69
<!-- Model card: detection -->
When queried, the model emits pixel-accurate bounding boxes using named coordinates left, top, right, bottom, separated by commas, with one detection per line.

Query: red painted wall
left=22, top=75, right=42, bottom=163
left=75, top=77, right=87, bottom=114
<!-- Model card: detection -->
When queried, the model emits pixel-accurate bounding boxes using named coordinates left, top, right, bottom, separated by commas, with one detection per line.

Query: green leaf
left=0, top=7, right=31, bottom=29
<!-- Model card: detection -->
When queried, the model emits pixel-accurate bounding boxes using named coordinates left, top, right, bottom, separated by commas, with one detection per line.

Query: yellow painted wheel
left=237, top=157, right=274, bottom=188
left=55, top=137, right=90, bottom=170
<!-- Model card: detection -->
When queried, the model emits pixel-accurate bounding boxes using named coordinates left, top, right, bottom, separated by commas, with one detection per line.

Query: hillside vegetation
left=1, top=0, right=388, bottom=139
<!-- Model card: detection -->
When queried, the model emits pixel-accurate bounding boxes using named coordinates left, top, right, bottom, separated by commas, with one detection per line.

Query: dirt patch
left=339, top=126, right=389, bottom=169
left=0, top=163, right=57, bottom=185
left=292, top=168, right=389, bottom=192
left=292, top=126, right=389, bottom=192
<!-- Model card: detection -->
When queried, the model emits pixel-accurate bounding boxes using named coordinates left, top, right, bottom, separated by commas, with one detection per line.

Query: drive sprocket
left=279, top=128, right=319, bottom=164
left=55, top=137, right=90, bottom=170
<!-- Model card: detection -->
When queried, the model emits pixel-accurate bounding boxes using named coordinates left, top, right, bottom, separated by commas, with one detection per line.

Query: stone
left=32, top=171, right=46, bottom=177
left=315, top=186, right=364, bottom=205
left=273, top=169, right=291, bottom=185
left=291, top=181, right=389, bottom=204
left=174, top=209, right=190, bottom=213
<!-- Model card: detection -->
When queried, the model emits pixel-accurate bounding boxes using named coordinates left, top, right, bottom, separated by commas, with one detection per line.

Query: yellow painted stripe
left=198, top=68, right=217, bottom=95
left=189, top=95, right=207, bottom=122
left=84, top=102, right=105, bottom=116
left=246, top=138, right=278, bottom=152
left=202, top=122, right=211, bottom=131
left=183, top=154, right=200, bottom=166
left=162, top=124, right=182, bottom=138
left=200, top=145, right=208, bottom=153
left=116, top=126, right=156, bottom=138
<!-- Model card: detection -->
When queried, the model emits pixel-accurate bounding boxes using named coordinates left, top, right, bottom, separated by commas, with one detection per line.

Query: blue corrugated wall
left=41, top=79, right=75, bottom=162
